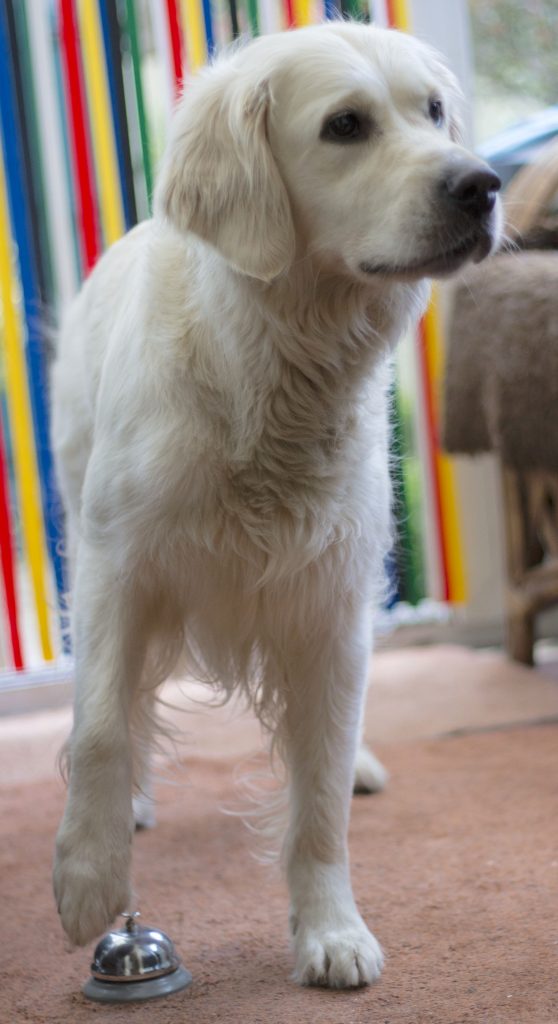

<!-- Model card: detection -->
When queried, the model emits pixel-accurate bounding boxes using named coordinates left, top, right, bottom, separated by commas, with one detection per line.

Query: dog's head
left=155, top=23, right=502, bottom=284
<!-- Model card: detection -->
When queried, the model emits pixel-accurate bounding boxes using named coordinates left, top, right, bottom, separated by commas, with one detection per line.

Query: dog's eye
left=321, top=112, right=365, bottom=143
left=428, top=98, right=444, bottom=127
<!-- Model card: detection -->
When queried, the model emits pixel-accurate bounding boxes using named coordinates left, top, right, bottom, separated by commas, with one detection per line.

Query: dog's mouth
left=359, top=228, right=493, bottom=280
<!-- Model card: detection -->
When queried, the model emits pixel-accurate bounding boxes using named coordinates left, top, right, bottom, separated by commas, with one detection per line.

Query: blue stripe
left=98, top=0, right=136, bottom=230
left=0, top=3, right=69, bottom=639
left=201, top=0, right=215, bottom=56
left=324, top=0, right=340, bottom=18
left=383, top=551, right=400, bottom=608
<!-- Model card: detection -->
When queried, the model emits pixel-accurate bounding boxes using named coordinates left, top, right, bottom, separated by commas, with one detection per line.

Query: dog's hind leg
left=53, top=542, right=152, bottom=946
left=131, top=625, right=185, bottom=830
left=131, top=677, right=173, bottom=830
left=353, top=743, right=388, bottom=794
left=132, top=730, right=157, bottom=831
left=353, top=656, right=388, bottom=794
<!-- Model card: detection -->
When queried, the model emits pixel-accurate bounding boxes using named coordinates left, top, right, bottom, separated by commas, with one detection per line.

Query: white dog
left=52, top=22, right=501, bottom=988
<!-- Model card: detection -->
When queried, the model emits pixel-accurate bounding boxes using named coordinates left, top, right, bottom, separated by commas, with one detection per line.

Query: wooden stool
left=502, top=469, right=558, bottom=664
left=493, top=148, right=558, bottom=664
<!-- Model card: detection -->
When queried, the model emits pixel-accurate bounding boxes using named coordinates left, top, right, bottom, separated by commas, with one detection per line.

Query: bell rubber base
left=82, top=965, right=193, bottom=1003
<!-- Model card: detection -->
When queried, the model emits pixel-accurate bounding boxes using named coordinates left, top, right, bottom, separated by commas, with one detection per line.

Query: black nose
left=442, top=160, right=501, bottom=216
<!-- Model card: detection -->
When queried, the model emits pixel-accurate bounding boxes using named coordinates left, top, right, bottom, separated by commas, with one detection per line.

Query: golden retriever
left=52, top=22, right=501, bottom=987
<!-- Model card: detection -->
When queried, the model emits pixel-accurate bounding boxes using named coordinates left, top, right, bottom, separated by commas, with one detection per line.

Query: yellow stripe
left=179, top=0, right=207, bottom=74
left=423, top=293, right=468, bottom=603
left=391, top=0, right=412, bottom=32
left=437, top=453, right=467, bottom=603
left=0, top=154, right=54, bottom=660
left=293, top=0, right=313, bottom=25
left=78, top=0, right=125, bottom=246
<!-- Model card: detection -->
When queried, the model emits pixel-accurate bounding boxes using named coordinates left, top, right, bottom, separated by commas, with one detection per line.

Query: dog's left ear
left=154, top=64, right=295, bottom=282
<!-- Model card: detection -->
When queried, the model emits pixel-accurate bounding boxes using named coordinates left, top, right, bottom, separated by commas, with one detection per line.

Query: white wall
left=410, top=0, right=475, bottom=144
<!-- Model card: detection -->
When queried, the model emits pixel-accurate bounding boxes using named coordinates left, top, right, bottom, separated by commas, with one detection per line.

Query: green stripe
left=124, top=0, right=153, bottom=210
left=14, top=1, right=56, bottom=305
left=247, top=0, right=259, bottom=35
left=391, top=384, right=425, bottom=606
left=342, top=0, right=370, bottom=20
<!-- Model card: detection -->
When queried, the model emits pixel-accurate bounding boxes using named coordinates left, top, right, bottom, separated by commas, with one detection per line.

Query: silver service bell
left=82, top=912, right=193, bottom=1003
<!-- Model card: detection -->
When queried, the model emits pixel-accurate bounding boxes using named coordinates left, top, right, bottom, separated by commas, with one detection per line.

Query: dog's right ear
left=154, top=61, right=295, bottom=283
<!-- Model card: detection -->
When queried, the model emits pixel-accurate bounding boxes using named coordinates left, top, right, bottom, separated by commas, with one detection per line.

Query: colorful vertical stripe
left=59, top=0, right=101, bottom=272
left=0, top=412, right=23, bottom=669
left=324, top=0, right=339, bottom=19
left=0, top=151, right=54, bottom=662
left=25, top=0, right=79, bottom=306
left=386, top=0, right=411, bottom=31
left=77, top=0, right=125, bottom=247
left=124, top=0, right=154, bottom=210
left=0, top=0, right=66, bottom=648
left=98, top=0, right=138, bottom=231
left=382, top=0, right=468, bottom=604
left=180, top=0, right=208, bottom=72
left=417, top=316, right=450, bottom=600
left=166, top=0, right=184, bottom=94
left=0, top=0, right=474, bottom=674
left=149, top=0, right=178, bottom=122
left=292, top=0, right=313, bottom=25
left=8, top=2, right=56, bottom=308
left=228, top=0, right=241, bottom=37
left=421, top=298, right=467, bottom=603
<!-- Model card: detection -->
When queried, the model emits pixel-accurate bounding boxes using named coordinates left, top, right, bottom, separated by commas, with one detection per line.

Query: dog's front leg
left=53, top=542, right=148, bottom=946
left=282, top=604, right=384, bottom=988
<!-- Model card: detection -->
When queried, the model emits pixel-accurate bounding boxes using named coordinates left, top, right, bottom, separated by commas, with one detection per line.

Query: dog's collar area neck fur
left=228, top=253, right=425, bottom=343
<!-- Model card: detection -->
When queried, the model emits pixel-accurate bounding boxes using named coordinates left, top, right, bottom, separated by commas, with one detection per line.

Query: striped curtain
left=0, top=0, right=466, bottom=673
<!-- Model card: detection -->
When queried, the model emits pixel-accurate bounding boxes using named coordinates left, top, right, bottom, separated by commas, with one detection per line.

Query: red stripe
left=284, top=0, right=295, bottom=27
left=417, top=320, right=450, bottom=601
left=385, top=0, right=396, bottom=27
left=165, top=0, right=183, bottom=97
left=59, top=0, right=101, bottom=273
left=0, top=417, right=23, bottom=669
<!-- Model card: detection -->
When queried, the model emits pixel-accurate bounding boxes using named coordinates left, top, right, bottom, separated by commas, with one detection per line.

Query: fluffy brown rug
left=2, top=722, right=557, bottom=1024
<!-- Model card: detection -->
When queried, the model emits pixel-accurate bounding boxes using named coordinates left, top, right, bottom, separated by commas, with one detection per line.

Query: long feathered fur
left=51, top=23, right=501, bottom=985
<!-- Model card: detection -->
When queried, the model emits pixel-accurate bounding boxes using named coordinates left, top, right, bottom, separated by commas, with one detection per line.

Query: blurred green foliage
left=469, top=0, right=558, bottom=105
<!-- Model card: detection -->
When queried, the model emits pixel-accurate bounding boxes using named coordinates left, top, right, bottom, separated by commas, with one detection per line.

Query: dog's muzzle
left=440, top=156, right=501, bottom=219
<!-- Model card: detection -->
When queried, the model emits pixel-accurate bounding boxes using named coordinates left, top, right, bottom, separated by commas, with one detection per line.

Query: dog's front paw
left=293, top=916, right=384, bottom=988
left=53, top=822, right=132, bottom=946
